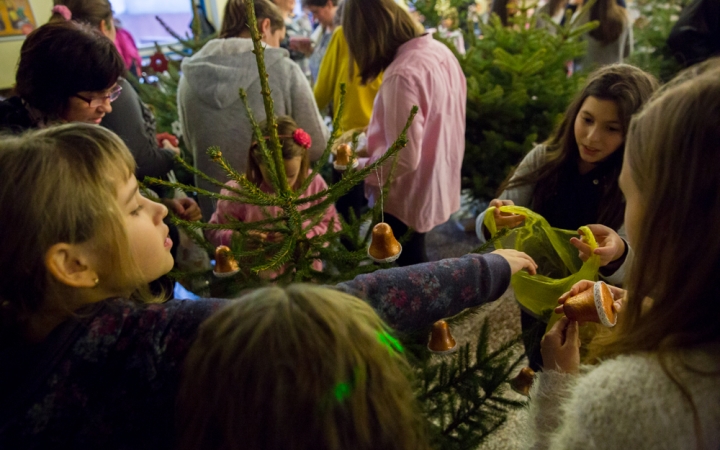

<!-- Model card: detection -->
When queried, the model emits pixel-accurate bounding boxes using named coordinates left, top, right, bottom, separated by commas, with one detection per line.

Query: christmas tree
left=627, top=0, right=686, bottom=82
left=137, top=1, right=527, bottom=446
left=414, top=0, right=597, bottom=201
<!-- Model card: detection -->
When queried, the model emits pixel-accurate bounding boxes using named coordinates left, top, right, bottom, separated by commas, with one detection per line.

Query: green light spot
left=334, top=382, right=352, bottom=402
left=376, top=330, right=404, bottom=353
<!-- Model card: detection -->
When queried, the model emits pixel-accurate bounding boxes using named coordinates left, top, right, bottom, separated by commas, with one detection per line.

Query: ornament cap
left=427, top=320, right=458, bottom=354
left=368, top=222, right=402, bottom=263
left=213, top=245, right=240, bottom=278
left=509, top=366, right=536, bottom=396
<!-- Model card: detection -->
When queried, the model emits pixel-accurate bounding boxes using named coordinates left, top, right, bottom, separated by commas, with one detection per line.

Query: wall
left=0, top=0, right=53, bottom=89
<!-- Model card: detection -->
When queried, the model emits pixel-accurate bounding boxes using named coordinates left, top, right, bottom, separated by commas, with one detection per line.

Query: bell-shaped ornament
left=509, top=367, right=536, bottom=397
left=333, top=143, right=358, bottom=171
left=563, top=281, right=617, bottom=327
left=427, top=320, right=458, bottom=355
left=367, top=222, right=402, bottom=263
left=213, top=245, right=240, bottom=278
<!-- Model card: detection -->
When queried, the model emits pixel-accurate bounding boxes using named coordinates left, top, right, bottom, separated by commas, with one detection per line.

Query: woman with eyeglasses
left=0, top=20, right=125, bottom=133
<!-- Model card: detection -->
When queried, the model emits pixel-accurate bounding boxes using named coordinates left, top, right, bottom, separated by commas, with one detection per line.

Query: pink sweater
left=206, top=174, right=341, bottom=271
left=361, top=33, right=467, bottom=233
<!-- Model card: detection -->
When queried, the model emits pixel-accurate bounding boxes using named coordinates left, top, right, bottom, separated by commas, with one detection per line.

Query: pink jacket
left=206, top=173, right=341, bottom=272
left=361, top=33, right=466, bottom=233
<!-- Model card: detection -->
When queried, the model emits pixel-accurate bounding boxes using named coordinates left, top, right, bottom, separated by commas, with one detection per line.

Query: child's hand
left=569, top=225, right=626, bottom=266
left=164, top=198, right=202, bottom=221
left=491, top=249, right=538, bottom=275
left=541, top=317, right=580, bottom=373
left=555, top=280, right=626, bottom=316
left=161, top=139, right=181, bottom=156
left=489, top=199, right=525, bottom=229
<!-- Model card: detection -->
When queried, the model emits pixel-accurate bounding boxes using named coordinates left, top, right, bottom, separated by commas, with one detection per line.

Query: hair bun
left=51, top=5, right=72, bottom=21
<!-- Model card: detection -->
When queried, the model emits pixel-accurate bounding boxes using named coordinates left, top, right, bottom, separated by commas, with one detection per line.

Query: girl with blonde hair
left=0, top=123, right=536, bottom=448
left=178, top=284, right=430, bottom=450
left=528, top=59, right=720, bottom=449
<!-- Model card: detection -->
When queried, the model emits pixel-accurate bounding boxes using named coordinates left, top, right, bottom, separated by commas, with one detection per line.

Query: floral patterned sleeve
left=335, top=253, right=511, bottom=332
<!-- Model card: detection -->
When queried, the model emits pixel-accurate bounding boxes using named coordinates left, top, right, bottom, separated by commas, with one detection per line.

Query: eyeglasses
left=74, top=84, right=123, bottom=108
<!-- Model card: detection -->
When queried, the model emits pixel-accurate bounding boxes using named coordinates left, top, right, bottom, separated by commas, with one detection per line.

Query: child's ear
left=260, top=18, right=272, bottom=37
left=45, top=243, right=100, bottom=289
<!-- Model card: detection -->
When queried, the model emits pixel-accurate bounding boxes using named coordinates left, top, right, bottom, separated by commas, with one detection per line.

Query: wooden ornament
left=213, top=245, right=240, bottom=278
left=563, top=281, right=617, bottom=327
left=427, top=320, right=458, bottom=354
left=367, top=222, right=402, bottom=263
left=333, top=143, right=358, bottom=171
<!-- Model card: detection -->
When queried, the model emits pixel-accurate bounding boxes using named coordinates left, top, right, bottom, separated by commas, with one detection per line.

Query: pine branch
left=243, top=0, right=289, bottom=195
left=238, top=88, right=282, bottom=191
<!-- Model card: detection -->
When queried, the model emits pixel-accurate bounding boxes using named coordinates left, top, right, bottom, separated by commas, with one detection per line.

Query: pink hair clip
left=52, top=5, right=72, bottom=21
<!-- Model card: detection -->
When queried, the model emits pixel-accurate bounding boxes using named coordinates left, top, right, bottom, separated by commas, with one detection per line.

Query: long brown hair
left=491, top=0, right=516, bottom=26
left=0, top=124, right=149, bottom=344
left=588, top=0, right=627, bottom=44
left=501, top=64, right=658, bottom=230
left=342, top=0, right=423, bottom=84
left=587, top=58, right=720, bottom=449
left=220, top=0, right=284, bottom=39
left=246, top=116, right=310, bottom=189
left=177, top=284, right=431, bottom=450
left=590, top=60, right=720, bottom=360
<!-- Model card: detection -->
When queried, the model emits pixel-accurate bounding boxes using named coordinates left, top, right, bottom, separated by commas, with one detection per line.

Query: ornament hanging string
left=375, top=165, right=384, bottom=223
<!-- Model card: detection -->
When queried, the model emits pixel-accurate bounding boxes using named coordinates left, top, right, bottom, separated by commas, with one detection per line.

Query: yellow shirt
left=313, top=27, right=383, bottom=132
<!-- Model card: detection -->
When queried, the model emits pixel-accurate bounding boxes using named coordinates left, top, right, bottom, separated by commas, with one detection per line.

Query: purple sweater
left=0, top=254, right=509, bottom=449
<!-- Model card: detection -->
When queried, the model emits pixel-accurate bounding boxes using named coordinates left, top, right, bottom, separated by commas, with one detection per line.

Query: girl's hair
left=177, top=284, right=431, bottom=450
left=220, top=0, right=285, bottom=39
left=501, top=64, right=658, bottom=230
left=545, top=0, right=567, bottom=17
left=590, top=59, right=720, bottom=360
left=52, top=0, right=113, bottom=29
left=588, top=0, right=627, bottom=44
left=14, top=21, right=124, bottom=120
left=587, top=58, right=720, bottom=449
left=0, top=124, right=146, bottom=344
left=342, top=0, right=423, bottom=84
left=246, top=116, right=310, bottom=189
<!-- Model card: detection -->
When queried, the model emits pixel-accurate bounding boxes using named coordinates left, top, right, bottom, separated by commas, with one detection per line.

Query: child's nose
left=97, top=100, right=112, bottom=114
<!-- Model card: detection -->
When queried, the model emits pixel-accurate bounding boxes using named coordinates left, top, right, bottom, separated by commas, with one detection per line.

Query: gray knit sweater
left=523, top=346, right=720, bottom=449
left=177, top=38, right=328, bottom=219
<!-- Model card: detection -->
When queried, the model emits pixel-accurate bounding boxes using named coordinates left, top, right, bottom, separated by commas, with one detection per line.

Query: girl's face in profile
left=618, top=155, right=643, bottom=248
left=574, top=96, right=625, bottom=170
left=117, top=174, right=175, bottom=283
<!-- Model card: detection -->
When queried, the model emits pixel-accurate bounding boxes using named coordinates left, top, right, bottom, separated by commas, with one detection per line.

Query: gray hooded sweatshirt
left=178, top=38, right=328, bottom=219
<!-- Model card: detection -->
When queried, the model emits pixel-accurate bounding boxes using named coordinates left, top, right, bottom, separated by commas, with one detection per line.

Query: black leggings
left=382, top=213, right=428, bottom=267
left=520, top=310, right=546, bottom=372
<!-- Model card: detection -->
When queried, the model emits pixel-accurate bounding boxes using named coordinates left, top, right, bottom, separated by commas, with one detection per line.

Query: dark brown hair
left=53, top=0, right=113, bottom=30
left=220, top=0, right=284, bottom=39
left=14, top=21, right=124, bottom=120
left=177, top=284, right=431, bottom=450
left=342, top=0, right=423, bottom=84
left=246, top=116, right=310, bottom=189
left=501, top=64, right=658, bottom=230
left=588, top=0, right=627, bottom=44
